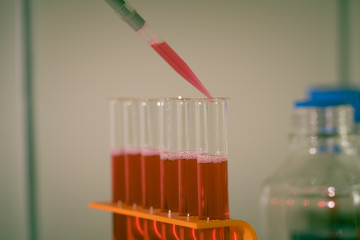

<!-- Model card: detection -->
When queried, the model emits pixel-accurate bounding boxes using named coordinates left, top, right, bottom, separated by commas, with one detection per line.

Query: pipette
left=105, top=0, right=213, bottom=98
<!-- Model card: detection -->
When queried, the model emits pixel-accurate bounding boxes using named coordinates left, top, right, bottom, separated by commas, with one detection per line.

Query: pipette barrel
left=105, top=0, right=145, bottom=31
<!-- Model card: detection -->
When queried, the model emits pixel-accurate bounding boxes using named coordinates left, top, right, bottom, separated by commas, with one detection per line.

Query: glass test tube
left=123, top=99, right=144, bottom=240
left=140, top=99, right=162, bottom=240
left=161, top=98, right=181, bottom=240
left=110, top=99, right=127, bottom=240
left=177, top=99, right=199, bottom=239
left=197, top=98, right=230, bottom=240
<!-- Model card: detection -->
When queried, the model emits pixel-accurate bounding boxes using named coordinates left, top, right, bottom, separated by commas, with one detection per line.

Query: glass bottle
left=260, top=100, right=360, bottom=240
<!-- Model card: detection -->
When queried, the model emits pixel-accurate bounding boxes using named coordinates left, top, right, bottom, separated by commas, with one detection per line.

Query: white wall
left=29, top=0, right=358, bottom=239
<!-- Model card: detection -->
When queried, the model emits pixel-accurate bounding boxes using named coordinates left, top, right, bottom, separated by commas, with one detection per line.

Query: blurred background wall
left=1, top=0, right=359, bottom=239
left=1, top=0, right=29, bottom=239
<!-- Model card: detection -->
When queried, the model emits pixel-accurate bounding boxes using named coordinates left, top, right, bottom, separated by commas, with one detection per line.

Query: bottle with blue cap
left=308, top=85, right=360, bottom=134
left=259, top=100, right=360, bottom=240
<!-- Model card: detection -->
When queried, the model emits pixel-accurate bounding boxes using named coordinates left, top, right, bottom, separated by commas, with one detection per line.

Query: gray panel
left=0, top=0, right=29, bottom=239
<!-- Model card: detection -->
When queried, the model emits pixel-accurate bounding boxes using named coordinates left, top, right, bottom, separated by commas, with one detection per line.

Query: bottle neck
left=289, top=134, right=358, bottom=154
left=290, top=105, right=357, bottom=154
left=291, top=105, right=354, bottom=137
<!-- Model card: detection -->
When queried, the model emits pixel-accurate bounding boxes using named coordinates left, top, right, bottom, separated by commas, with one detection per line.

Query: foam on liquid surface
left=123, top=147, right=141, bottom=155
left=197, top=154, right=228, bottom=163
left=111, top=147, right=123, bottom=156
left=141, top=147, right=161, bottom=156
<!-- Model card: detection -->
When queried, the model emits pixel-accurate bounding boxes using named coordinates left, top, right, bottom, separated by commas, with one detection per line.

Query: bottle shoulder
left=262, top=152, right=360, bottom=192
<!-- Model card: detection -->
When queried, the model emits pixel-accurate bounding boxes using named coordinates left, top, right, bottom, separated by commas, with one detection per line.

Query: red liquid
left=150, top=41, right=212, bottom=98
left=127, top=216, right=145, bottom=240
left=144, top=220, right=162, bottom=240
left=112, top=151, right=126, bottom=202
left=142, top=153, right=161, bottom=208
left=126, top=151, right=142, bottom=205
left=142, top=152, right=161, bottom=240
left=160, top=157, right=180, bottom=239
left=112, top=150, right=127, bottom=240
left=125, top=150, right=145, bottom=240
left=161, top=223, right=181, bottom=240
left=180, top=227, right=199, bottom=240
left=178, top=153, right=199, bottom=240
left=199, top=228, right=229, bottom=240
left=113, top=215, right=127, bottom=240
left=197, top=156, right=229, bottom=220
left=160, top=158, right=179, bottom=211
left=179, top=155, right=198, bottom=216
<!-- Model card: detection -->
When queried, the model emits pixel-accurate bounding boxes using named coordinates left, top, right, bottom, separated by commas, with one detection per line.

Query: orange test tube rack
left=89, top=201, right=257, bottom=239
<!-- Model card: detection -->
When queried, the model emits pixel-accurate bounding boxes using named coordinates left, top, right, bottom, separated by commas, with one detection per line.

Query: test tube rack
left=89, top=201, right=257, bottom=239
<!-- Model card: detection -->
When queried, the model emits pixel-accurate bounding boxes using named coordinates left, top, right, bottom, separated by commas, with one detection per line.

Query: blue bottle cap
left=294, top=99, right=349, bottom=108
left=307, top=85, right=360, bottom=123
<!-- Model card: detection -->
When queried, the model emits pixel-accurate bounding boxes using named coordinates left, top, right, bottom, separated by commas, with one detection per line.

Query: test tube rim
left=164, top=97, right=230, bottom=102
left=145, top=97, right=167, bottom=102
left=108, top=97, right=144, bottom=102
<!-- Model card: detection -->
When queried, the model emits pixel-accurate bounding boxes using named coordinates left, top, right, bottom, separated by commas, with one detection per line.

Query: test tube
left=122, top=99, right=144, bottom=240
left=160, top=98, right=181, bottom=240
left=139, top=99, right=162, bottom=240
left=109, top=98, right=127, bottom=240
left=177, top=99, right=199, bottom=239
left=197, top=98, right=230, bottom=239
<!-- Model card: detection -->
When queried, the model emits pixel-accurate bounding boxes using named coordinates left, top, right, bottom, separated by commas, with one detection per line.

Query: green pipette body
left=105, top=0, right=145, bottom=31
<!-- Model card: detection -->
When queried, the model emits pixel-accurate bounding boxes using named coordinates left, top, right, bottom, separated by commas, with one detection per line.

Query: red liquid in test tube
left=161, top=157, right=179, bottom=211
left=198, top=227, right=230, bottom=240
left=125, top=148, right=145, bottom=240
left=178, top=151, right=199, bottom=239
left=179, top=151, right=198, bottom=216
left=198, top=155, right=229, bottom=240
left=142, top=149, right=161, bottom=240
left=160, top=155, right=180, bottom=240
left=142, top=150, right=161, bottom=209
left=111, top=148, right=127, bottom=240
left=197, top=155, right=229, bottom=220
left=127, top=149, right=143, bottom=205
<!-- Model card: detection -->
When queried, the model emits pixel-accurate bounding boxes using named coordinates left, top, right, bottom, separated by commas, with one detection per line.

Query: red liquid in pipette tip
left=111, top=148, right=127, bottom=240
left=151, top=41, right=213, bottom=98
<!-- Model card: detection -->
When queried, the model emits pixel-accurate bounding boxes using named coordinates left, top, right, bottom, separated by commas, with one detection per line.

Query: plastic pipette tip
left=193, top=81, right=213, bottom=99
left=150, top=41, right=213, bottom=98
